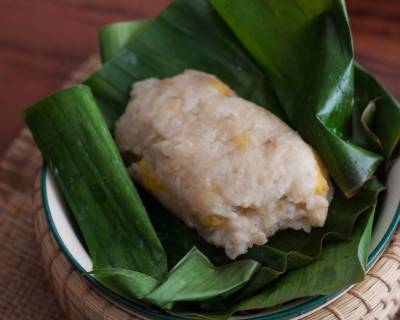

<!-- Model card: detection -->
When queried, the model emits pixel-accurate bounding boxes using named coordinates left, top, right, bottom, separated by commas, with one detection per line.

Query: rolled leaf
left=352, top=97, right=381, bottom=153
left=352, top=64, right=400, bottom=160
left=24, top=85, right=167, bottom=280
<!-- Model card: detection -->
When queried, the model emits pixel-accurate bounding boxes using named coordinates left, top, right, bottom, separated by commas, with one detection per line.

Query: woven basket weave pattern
left=31, top=56, right=400, bottom=320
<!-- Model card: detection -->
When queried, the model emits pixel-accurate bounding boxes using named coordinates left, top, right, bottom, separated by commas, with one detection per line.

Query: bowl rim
left=41, top=163, right=400, bottom=320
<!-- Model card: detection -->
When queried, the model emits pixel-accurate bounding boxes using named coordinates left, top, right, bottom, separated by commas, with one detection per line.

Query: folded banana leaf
left=89, top=268, right=159, bottom=300
left=146, top=248, right=259, bottom=308
left=24, top=0, right=400, bottom=318
left=88, top=0, right=395, bottom=271
left=210, top=0, right=384, bottom=197
left=24, top=85, right=167, bottom=280
left=89, top=0, right=398, bottom=313
left=352, top=64, right=400, bottom=160
left=91, top=248, right=260, bottom=310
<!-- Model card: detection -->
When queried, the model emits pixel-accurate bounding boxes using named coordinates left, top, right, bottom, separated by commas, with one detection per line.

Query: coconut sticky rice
left=115, top=70, right=332, bottom=259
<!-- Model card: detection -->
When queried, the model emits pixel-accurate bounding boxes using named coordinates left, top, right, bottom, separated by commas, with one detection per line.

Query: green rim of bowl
left=41, top=163, right=400, bottom=320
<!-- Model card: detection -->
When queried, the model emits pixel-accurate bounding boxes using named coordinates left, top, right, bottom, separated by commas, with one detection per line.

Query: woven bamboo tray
left=32, top=56, right=400, bottom=320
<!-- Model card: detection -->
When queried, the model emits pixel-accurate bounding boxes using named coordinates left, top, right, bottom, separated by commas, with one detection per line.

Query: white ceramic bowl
left=41, top=157, right=400, bottom=319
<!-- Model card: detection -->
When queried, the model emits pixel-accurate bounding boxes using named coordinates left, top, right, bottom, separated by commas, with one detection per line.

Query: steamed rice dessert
left=115, top=70, right=332, bottom=259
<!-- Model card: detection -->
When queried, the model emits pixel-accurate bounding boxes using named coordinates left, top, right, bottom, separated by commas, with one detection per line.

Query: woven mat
left=0, top=56, right=100, bottom=320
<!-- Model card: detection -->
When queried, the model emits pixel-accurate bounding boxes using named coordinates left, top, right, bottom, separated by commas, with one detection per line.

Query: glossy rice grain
left=115, top=70, right=332, bottom=259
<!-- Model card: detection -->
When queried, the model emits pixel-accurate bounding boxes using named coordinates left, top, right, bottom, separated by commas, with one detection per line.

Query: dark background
left=0, top=0, right=399, bottom=157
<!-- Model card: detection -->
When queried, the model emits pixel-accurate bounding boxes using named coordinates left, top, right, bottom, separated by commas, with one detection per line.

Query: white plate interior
left=46, top=174, right=93, bottom=271
left=370, top=158, right=400, bottom=249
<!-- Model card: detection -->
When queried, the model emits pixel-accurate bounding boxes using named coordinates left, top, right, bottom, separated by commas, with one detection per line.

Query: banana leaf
left=235, top=203, right=376, bottom=313
left=24, top=0, right=400, bottom=317
left=24, top=85, right=167, bottom=280
left=146, top=248, right=259, bottom=309
left=89, top=268, right=159, bottom=300
left=91, top=248, right=260, bottom=310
